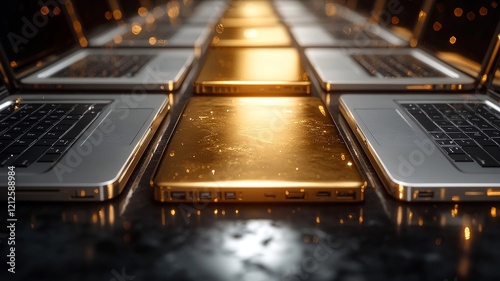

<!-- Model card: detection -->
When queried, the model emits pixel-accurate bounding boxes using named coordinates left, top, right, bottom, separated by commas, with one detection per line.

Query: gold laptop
left=211, top=25, right=292, bottom=47
left=194, top=48, right=311, bottom=94
left=151, top=97, right=366, bottom=203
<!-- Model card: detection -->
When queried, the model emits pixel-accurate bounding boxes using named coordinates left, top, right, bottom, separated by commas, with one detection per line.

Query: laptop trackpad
left=82, top=109, right=154, bottom=146
left=355, top=109, right=422, bottom=146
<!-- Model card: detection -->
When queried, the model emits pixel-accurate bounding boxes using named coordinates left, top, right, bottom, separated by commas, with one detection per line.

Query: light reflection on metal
left=464, top=226, right=471, bottom=240
left=491, top=207, right=497, bottom=218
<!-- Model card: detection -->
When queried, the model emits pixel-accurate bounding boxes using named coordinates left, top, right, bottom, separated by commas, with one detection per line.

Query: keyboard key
left=0, top=153, right=18, bottom=167
left=483, top=146, right=500, bottom=162
left=11, top=146, right=51, bottom=167
left=408, top=111, right=440, bottom=132
left=430, top=133, right=449, bottom=140
left=484, top=130, right=500, bottom=138
left=36, top=138, right=59, bottom=146
left=447, top=133, right=469, bottom=139
left=462, top=146, right=500, bottom=167
left=448, top=154, right=473, bottom=162
left=475, top=138, right=498, bottom=147
left=437, top=140, right=455, bottom=146
left=455, top=140, right=477, bottom=147
left=442, top=146, right=466, bottom=155
left=37, top=154, right=62, bottom=163
left=441, top=126, right=461, bottom=133
left=62, top=115, right=97, bottom=139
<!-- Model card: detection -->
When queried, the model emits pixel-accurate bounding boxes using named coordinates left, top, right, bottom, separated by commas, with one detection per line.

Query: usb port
left=264, top=193, right=276, bottom=198
left=225, top=192, right=236, bottom=199
left=336, top=191, right=356, bottom=200
left=285, top=191, right=305, bottom=199
left=417, top=190, right=434, bottom=199
left=316, top=191, right=331, bottom=197
left=171, top=191, right=186, bottom=200
left=199, top=192, right=212, bottom=199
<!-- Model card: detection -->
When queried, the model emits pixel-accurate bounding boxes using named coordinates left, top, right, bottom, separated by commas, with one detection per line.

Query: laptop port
left=316, top=191, right=331, bottom=197
left=264, top=193, right=276, bottom=198
left=199, top=192, right=212, bottom=199
left=416, top=190, right=434, bottom=199
left=225, top=192, right=236, bottom=199
left=171, top=191, right=186, bottom=200
left=285, top=191, right=305, bottom=199
left=336, top=191, right=356, bottom=200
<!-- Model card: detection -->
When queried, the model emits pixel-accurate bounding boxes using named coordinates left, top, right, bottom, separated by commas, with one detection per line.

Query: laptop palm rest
left=82, top=109, right=153, bottom=146
left=355, top=109, right=422, bottom=146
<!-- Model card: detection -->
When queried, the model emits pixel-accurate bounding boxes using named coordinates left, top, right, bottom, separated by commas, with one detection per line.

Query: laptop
left=0, top=0, right=195, bottom=91
left=338, top=56, right=500, bottom=201
left=72, top=0, right=216, bottom=54
left=194, top=48, right=310, bottom=95
left=272, top=0, right=370, bottom=26
left=289, top=0, right=427, bottom=48
left=0, top=69, right=170, bottom=201
left=306, top=0, right=500, bottom=91
left=151, top=97, right=366, bottom=203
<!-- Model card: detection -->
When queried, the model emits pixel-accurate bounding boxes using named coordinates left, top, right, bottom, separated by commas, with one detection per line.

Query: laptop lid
left=0, top=0, right=79, bottom=79
left=151, top=97, right=365, bottom=203
left=71, top=0, right=122, bottom=38
left=417, top=0, right=500, bottom=80
left=376, top=0, right=429, bottom=42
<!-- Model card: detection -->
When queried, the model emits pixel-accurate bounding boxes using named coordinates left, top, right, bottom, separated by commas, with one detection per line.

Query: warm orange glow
left=454, top=7, right=463, bottom=17
left=479, top=7, right=488, bottom=16
left=113, top=35, right=123, bottom=44
left=449, top=36, right=457, bottom=44
left=131, top=23, right=142, bottom=35
left=315, top=216, right=320, bottom=223
left=138, top=7, right=148, bottom=17
left=79, top=37, right=88, bottom=47
left=467, top=11, right=476, bottom=21
left=73, top=21, right=82, bottom=33
left=170, top=209, right=176, bottom=216
left=492, top=207, right=497, bottom=218
left=105, top=11, right=112, bottom=20
left=10, top=61, right=17, bottom=68
left=53, top=7, right=61, bottom=15
left=464, top=227, right=471, bottom=240
left=40, top=6, right=49, bottom=15
left=324, top=3, right=337, bottom=16
left=492, top=2, right=498, bottom=8
left=113, top=10, right=122, bottom=20
left=391, top=16, right=400, bottom=25
left=149, top=37, right=157, bottom=45
left=433, top=21, right=442, bottom=31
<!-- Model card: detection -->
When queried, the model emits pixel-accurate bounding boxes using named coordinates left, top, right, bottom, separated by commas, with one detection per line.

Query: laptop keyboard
left=352, top=54, right=446, bottom=78
left=330, top=26, right=381, bottom=41
left=0, top=102, right=107, bottom=167
left=119, top=29, right=177, bottom=42
left=403, top=103, right=500, bottom=167
left=52, top=55, right=154, bottom=78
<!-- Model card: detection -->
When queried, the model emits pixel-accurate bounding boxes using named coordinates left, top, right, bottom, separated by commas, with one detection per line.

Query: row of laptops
left=277, top=0, right=500, bottom=92
left=0, top=0, right=227, bottom=91
left=0, top=0, right=228, bottom=201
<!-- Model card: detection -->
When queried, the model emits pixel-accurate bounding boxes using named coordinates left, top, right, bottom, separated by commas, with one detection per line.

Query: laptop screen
left=419, top=0, right=500, bottom=77
left=119, top=0, right=152, bottom=19
left=72, top=0, right=119, bottom=36
left=354, top=0, right=377, bottom=16
left=380, top=0, right=424, bottom=32
left=0, top=0, right=76, bottom=75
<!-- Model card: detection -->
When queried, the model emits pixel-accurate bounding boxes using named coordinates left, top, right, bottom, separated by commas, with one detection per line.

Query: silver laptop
left=0, top=69, right=170, bottom=201
left=338, top=58, right=500, bottom=201
left=306, top=0, right=500, bottom=91
left=0, top=0, right=195, bottom=91
left=72, top=0, right=217, bottom=54
left=272, top=0, right=370, bottom=26
left=289, top=0, right=430, bottom=48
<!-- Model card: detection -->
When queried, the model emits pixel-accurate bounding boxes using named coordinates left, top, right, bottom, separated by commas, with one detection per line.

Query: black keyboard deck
left=329, top=25, right=381, bottom=41
left=52, top=55, right=154, bottom=78
left=403, top=103, right=500, bottom=167
left=352, top=54, right=446, bottom=78
left=0, top=102, right=107, bottom=167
